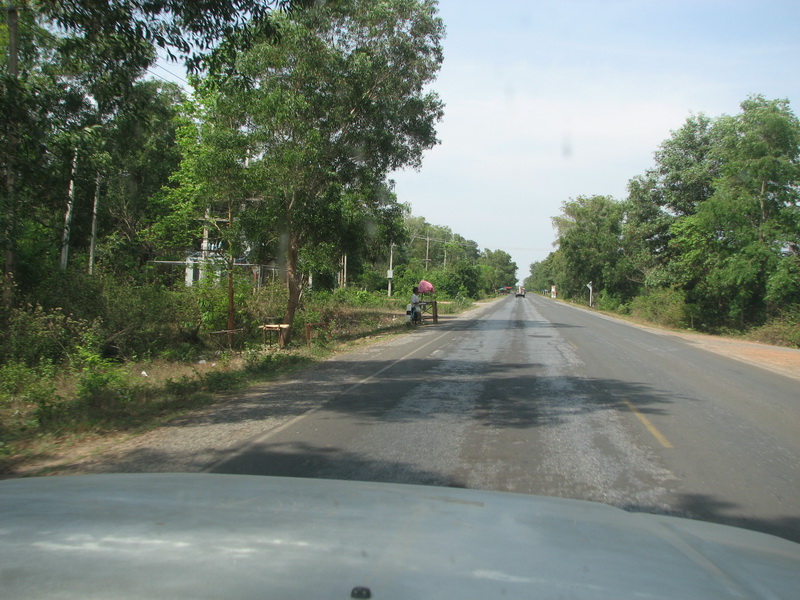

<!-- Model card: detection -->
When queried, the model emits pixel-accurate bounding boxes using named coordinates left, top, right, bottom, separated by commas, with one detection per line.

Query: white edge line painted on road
left=209, top=328, right=455, bottom=468
left=347, top=329, right=453, bottom=387
left=623, top=398, right=673, bottom=449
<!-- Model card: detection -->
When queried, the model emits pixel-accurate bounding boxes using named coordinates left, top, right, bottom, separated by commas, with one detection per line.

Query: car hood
left=2, top=473, right=799, bottom=599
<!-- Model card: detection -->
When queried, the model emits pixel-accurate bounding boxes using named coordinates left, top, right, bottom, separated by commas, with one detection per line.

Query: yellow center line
left=622, top=398, right=673, bottom=449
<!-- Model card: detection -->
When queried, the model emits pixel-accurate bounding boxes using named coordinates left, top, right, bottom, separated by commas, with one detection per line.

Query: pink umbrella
left=418, top=280, right=435, bottom=294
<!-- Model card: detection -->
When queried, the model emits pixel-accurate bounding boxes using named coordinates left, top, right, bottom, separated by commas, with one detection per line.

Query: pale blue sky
left=390, top=0, right=800, bottom=280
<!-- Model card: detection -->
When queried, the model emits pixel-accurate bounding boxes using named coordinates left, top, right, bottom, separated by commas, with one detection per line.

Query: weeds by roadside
left=1, top=294, right=469, bottom=475
left=0, top=349, right=313, bottom=474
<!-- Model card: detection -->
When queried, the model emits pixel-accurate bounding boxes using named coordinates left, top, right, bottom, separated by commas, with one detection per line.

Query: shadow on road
left=622, top=493, right=800, bottom=545
left=59, top=306, right=800, bottom=546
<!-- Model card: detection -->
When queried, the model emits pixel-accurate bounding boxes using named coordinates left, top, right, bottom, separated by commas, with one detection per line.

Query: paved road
left=210, top=295, right=800, bottom=544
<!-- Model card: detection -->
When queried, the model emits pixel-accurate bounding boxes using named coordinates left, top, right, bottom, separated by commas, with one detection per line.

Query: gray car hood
left=2, top=473, right=799, bottom=599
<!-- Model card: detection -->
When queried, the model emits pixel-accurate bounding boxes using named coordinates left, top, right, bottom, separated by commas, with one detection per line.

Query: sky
left=150, top=0, right=800, bottom=283
left=389, top=0, right=800, bottom=281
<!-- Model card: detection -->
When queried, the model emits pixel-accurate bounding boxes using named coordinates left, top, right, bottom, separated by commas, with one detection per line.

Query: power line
left=146, top=68, right=176, bottom=85
left=152, top=62, right=189, bottom=85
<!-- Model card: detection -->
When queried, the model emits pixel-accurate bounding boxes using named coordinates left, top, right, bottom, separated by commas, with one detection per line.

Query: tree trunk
left=759, top=179, right=767, bottom=243
left=282, top=233, right=302, bottom=346
left=3, top=3, right=19, bottom=308
left=60, top=147, right=78, bottom=271
left=88, top=172, right=101, bottom=274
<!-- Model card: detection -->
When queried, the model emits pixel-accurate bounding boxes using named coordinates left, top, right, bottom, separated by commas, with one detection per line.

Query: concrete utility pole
left=387, top=243, right=394, bottom=297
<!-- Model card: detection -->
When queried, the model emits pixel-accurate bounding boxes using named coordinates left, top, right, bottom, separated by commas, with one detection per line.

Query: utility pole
left=227, top=203, right=235, bottom=347
left=424, top=235, right=430, bottom=271
left=387, top=243, right=394, bottom=297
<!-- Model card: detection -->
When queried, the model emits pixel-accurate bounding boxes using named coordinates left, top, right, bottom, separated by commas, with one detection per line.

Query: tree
left=35, top=0, right=309, bottom=72
left=200, top=0, right=444, bottom=340
left=2, top=1, right=310, bottom=306
left=477, top=248, right=517, bottom=292
left=98, top=80, right=185, bottom=273
left=668, top=96, right=800, bottom=326
left=552, top=195, right=624, bottom=300
left=436, top=259, right=481, bottom=298
left=402, top=216, right=479, bottom=270
left=653, top=113, right=718, bottom=217
left=2, top=8, right=65, bottom=303
left=525, top=251, right=564, bottom=295
left=619, top=173, right=673, bottom=292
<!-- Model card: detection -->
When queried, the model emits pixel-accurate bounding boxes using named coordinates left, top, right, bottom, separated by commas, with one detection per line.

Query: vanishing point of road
left=74, top=295, right=800, bottom=544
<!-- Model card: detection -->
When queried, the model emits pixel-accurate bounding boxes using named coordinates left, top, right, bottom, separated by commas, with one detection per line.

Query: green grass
left=0, top=298, right=476, bottom=475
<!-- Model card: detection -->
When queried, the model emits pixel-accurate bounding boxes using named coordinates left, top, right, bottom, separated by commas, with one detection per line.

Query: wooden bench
left=259, top=324, right=291, bottom=348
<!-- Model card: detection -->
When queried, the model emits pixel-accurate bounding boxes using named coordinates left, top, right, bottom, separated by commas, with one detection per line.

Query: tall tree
left=197, top=0, right=445, bottom=339
left=653, top=113, right=718, bottom=217
left=96, top=80, right=184, bottom=273
left=2, top=0, right=308, bottom=305
left=552, top=195, right=624, bottom=299
left=478, top=248, right=517, bottom=291
left=669, top=96, right=800, bottom=326
left=610, top=113, right=719, bottom=295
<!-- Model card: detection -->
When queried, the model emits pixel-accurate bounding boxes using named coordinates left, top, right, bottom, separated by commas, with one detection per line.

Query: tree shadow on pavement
left=623, top=492, right=800, bottom=545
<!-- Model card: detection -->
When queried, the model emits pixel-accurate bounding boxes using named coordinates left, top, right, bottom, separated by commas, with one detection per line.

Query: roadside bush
left=331, top=287, right=386, bottom=307
left=158, top=342, right=201, bottom=362
left=0, top=362, right=59, bottom=433
left=293, top=307, right=324, bottom=337
left=596, top=291, right=629, bottom=314
left=25, top=269, right=106, bottom=324
left=629, top=288, right=689, bottom=329
left=747, top=307, right=800, bottom=348
left=72, top=336, right=132, bottom=414
left=0, top=304, right=95, bottom=367
left=193, top=277, right=239, bottom=332
left=353, top=267, right=387, bottom=292
left=99, top=276, right=199, bottom=358
left=243, top=282, right=288, bottom=327
left=436, top=294, right=473, bottom=314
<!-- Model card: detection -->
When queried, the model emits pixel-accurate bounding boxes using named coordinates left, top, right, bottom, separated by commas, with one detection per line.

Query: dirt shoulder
left=657, top=328, right=800, bottom=382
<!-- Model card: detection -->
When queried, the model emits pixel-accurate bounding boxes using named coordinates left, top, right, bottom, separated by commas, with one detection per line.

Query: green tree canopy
left=161, top=0, right=444, bottom=339
left=478, top=248, right=517, bottom=291
left=532, top=95, right=800, bottom=331
left=551, top=195, right=624, bottom=299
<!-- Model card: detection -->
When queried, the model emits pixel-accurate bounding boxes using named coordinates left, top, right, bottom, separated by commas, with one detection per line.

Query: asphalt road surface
left=209, top=295, right=800, bottom=544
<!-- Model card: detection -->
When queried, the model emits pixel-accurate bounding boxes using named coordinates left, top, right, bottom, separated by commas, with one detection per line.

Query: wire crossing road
left=205, top=295, right=800, bottom=544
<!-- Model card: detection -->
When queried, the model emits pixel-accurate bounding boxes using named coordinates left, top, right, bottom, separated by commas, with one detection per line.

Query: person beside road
left=409, top=286, right=421, bottom=324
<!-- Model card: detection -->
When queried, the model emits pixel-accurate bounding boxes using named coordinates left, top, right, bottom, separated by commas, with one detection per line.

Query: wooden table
left=259, top=324, right=291, bottom=348
left=419, top=301, right=438, bottom=324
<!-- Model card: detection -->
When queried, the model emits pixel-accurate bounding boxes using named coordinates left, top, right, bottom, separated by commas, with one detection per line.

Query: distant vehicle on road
left=516, top=286, right=526, bottom=297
